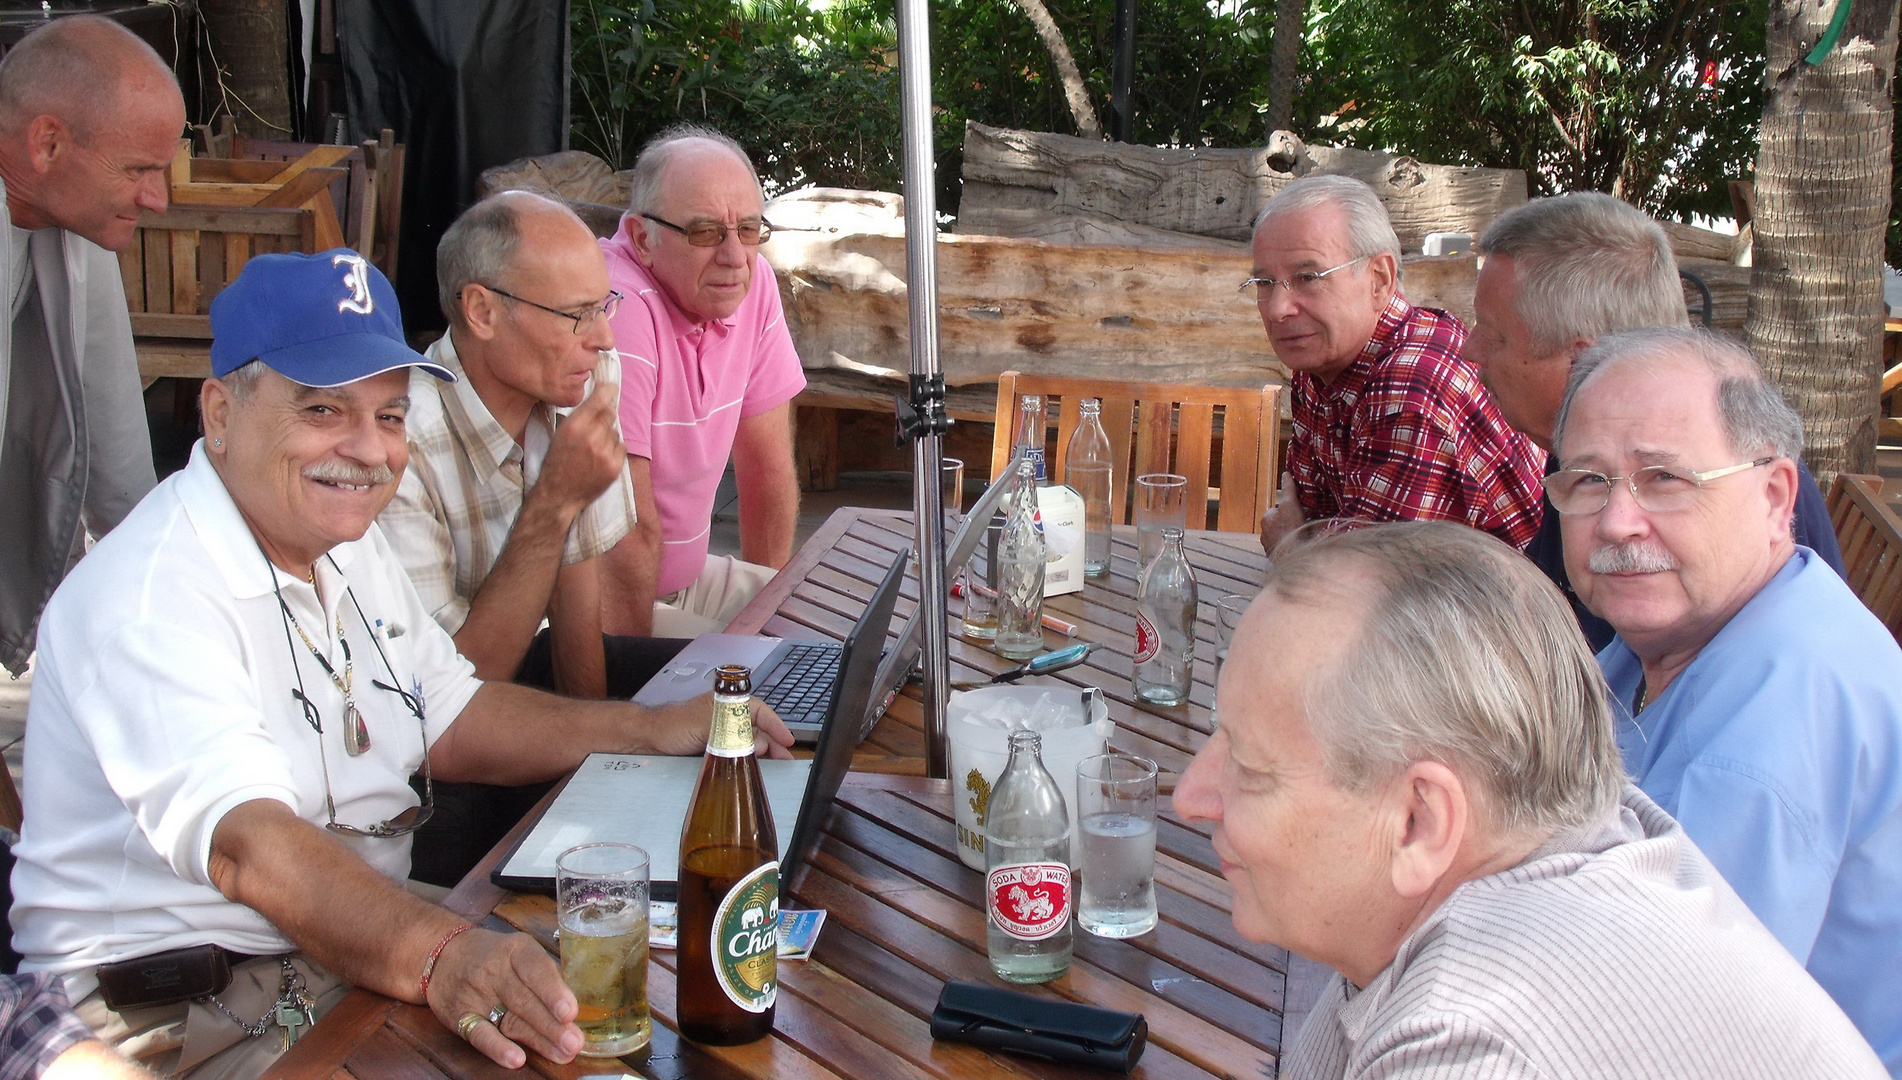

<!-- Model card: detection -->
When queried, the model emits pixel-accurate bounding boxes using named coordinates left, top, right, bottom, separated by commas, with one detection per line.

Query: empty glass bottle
left=1014, top=394, right=1049, bottom=482
left=985, top=729, right=1073, bottom=984
left=1133, top=527, right=1196, bottom=706
left=994, top=459, right=1046, bottom=661
left=1065, top=399, right=1113, bottom=579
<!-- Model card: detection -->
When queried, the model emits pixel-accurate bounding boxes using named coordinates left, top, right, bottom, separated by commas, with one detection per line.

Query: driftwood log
left=957, top=121, right=1529, bottom=252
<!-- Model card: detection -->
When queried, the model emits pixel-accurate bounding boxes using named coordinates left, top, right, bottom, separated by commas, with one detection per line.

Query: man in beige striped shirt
left=380, top=192, right=692, bottom=884
left=1175, top=521, right=1884, bottom=1078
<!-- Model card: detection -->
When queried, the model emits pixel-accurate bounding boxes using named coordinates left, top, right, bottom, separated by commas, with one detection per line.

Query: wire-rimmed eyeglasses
left=1238, top=255, right=1372, bottom=300
left=476, top=286, right=623, bottom=334
left=1542, top=458, right=1774, bottom=516
left=640, top=213, right=774, bottom=247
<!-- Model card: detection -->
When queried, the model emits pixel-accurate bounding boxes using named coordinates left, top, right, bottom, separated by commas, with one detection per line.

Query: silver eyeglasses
left=1238, top=255, right=1372, bottom=299
left=475, top=286, right=623, bottom=334
left=640, top=213, right=774, bottom=247
left=1543, top=458, right=1774, bottom=516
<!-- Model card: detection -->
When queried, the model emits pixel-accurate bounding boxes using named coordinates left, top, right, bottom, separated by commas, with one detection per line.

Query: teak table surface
left=266, top=508, right=1282, bottom=1080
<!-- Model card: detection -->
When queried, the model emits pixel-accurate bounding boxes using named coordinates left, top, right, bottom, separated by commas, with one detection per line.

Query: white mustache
left=304, top=460, right=395, bottom=486
left=1587, top=540, right=1677, bottom=575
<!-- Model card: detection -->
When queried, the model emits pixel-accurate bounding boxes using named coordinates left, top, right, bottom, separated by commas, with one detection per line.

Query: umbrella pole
left=893, top=0, right=953, bottom=778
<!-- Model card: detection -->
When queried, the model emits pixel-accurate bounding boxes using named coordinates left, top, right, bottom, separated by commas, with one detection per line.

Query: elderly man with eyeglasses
left=9, top=250, right=791, bottom=1079
left=595, top=124, right=805, bottom=639
left=1550, top=326, right=1902, bottom=1074
left=1251, top=176, right=1545, bottom=554
left=379, top=191, right=694, bottom=885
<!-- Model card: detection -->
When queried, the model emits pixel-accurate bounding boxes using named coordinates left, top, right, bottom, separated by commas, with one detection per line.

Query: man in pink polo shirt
left=599, top=125, right=805, bottom=637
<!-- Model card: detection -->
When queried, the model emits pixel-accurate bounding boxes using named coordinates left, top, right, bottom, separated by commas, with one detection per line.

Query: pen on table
left=950, top=581, right=1078, bottom=636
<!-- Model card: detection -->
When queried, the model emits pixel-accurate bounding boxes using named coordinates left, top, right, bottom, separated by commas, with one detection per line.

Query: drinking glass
left=940, top=457, right=966, bottom=536
left=961, top=519, right=1002, bottom=640
left=556, top=843, right=652, bottom=1056
left=1075, top=753, right=1160, bottom=938
left=1210, top=593, right=1252, bottom=728
left=1135, top=474, right=1189, bottom=569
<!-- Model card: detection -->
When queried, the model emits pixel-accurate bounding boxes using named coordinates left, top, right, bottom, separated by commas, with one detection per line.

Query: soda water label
left=987, top=862, right=1071, bottom=940
left=712, top=861, right=779, bottom=1012
left=707, top=695, right=755, bottom=757
left=1133, top=612, right=1160, bottom=664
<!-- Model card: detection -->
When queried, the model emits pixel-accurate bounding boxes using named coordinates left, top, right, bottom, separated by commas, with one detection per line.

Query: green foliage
left=1295, top=0, right=1766, bottom=221
left=570, top=0, right=902, bottom=190
left=570, top=0, right=1777, bottom=227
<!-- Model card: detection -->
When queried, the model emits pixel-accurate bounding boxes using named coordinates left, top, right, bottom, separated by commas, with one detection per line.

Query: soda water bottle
left=1065, top=398, right=1113, bottom=578
left=993, top=459, right=1046, bottom=661
left=1133, top=527, right=1196, bottom=707
left=985, top=729, right=1073, bottom=983
left=1014, top=394, right=1049, bottom=482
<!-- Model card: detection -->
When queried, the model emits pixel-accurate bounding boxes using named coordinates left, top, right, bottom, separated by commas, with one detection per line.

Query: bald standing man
left=0, top=15, right=185, bottom=675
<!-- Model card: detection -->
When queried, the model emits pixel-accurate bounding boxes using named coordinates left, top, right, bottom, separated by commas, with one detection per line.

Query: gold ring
left=456, top=1012, right=484, bottom=1040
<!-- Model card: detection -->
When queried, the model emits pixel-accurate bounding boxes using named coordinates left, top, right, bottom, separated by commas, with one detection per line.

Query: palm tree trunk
left=1263, top=0, right=1307, bottom=138
left=1007, top=0, right=1104, bottom=140
left=1745, top=0, right=1901, bottom=481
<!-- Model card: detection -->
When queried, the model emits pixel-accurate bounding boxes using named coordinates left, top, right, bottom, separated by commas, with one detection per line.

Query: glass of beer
left=1075, top=753, right=1160, bottom=938
left=556, top=842, right=652, bottom=1057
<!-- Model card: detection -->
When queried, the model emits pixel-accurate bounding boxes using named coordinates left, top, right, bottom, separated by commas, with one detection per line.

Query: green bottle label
left=711, top=861, right=779, bottom=1013
left=708, top=694, right=755, bottom=757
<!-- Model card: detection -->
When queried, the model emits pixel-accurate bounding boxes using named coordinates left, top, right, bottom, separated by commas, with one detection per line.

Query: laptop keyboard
left=758, top=643, right=842, bottom=727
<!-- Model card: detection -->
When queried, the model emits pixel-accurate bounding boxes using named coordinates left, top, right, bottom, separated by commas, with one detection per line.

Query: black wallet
left=96, top=944, right=234, bottom=1011
left=929, top=979, right=1148, bottom=1073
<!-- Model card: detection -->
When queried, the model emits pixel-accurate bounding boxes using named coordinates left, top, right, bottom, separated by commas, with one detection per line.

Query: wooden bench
left=1827, top=472, right=1902, bottom=641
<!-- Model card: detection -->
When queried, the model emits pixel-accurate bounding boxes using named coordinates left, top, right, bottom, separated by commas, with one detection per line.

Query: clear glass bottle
left=1014, top=394, right=1048, bottom=482
left=1133, top=527, right=1196, bottom=707
left=1064, top=398, right=1113, bottom=578
left=993, top=459, right=1046, bottom=661
left=985, top=729, right=1073, bottom=984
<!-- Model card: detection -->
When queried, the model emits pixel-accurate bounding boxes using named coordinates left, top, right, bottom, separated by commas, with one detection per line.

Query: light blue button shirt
left=1600, top=547, right=1902, bottom=1076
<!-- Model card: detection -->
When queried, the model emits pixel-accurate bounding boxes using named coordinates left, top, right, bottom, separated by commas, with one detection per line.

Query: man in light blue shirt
left=1549, top=326, right=1902, bottom=1075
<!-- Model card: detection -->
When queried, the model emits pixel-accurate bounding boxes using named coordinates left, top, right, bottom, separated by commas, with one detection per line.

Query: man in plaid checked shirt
left=1251, top=176, right=1545, bottom=553
left=0, top=972, right=151, bottom=1079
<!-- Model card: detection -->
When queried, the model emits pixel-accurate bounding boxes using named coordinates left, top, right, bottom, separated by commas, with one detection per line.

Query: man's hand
left=638, top=694, right=796, bottom=759
left=427, top=927, right=582, bottom=1069
left=1260, top=473, right=1304, bottom=554
left=536, top=380, right=625, bottom=517
left=43, top=1040, right=159, bottom=1080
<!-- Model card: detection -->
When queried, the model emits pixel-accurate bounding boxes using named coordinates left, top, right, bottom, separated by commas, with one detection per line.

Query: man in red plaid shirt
left=1252, top=176, right=1545, bottom=553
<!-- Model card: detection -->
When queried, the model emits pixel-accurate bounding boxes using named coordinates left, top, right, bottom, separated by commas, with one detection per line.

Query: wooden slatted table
left=269, top=508, right=1280, bottom=1080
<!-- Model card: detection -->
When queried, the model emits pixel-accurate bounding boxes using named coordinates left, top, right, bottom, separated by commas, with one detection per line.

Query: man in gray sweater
left=1175, top=519, right=1885, bottom=1078
left=0, top=15, right=184, bottom=674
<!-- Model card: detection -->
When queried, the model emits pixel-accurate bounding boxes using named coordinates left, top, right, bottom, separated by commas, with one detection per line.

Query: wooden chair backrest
left=988, top=371, right=1281, bottom=533
left=1828, top=472, right=1902, bottom=643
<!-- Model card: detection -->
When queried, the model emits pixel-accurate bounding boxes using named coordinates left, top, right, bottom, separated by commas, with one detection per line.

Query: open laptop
left=632, top=547, right=915, bottom=743
left=490, top=548, right=910, bottom=896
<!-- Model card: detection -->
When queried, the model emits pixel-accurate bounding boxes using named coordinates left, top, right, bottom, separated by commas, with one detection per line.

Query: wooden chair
left=987, top=371, right=1282, bottom=533
left=1827, top=472, right=1902, bottom=642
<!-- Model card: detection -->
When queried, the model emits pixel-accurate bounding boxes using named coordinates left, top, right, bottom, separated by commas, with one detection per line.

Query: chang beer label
left=1133, top=611, right=1160, bottom=664
left=987, top=862, right=1071, bottom=940
left=711, top=861, right=779, bottom=1012
left=707, top=695, right=755, bottom=757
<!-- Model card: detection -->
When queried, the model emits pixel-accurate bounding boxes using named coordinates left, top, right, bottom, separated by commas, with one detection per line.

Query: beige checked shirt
left=379, top=333, right=637, bottom=635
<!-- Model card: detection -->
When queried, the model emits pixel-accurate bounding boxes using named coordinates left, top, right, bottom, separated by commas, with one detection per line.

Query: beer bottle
left=677, top=665, right=779, bottom=1044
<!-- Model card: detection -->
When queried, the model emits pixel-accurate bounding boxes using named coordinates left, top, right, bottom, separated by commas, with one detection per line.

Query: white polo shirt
left=9, top=443, right=481, bottom=1000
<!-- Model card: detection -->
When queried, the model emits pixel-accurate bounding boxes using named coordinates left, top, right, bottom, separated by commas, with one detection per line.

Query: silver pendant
left=342, top=700, right=371, bottom=756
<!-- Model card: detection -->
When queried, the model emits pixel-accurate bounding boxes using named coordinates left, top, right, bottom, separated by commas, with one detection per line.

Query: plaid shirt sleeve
left=1303, top=303, right=1547, bottom=549
left=0, top=972, right=94, bottom=1080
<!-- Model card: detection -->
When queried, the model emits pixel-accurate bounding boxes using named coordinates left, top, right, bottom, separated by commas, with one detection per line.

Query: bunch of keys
left=272, top=963, right=316, bottom=1050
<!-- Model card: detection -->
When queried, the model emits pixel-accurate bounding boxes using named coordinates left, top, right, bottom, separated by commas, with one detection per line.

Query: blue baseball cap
left=209, top=248, right=455, bottom=386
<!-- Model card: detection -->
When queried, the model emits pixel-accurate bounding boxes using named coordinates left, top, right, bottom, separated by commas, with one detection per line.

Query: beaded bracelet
left=419, top=923, right=476, bottom=1001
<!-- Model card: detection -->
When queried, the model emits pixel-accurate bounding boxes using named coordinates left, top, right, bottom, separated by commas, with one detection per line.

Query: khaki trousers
left=73, top=954, right=348, bottom=1080
left=652, top=554, right=777, bottom=636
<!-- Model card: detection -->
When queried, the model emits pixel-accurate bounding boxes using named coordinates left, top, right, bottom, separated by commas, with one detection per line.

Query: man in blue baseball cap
left=9, top=250, right=792, bottom=1079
